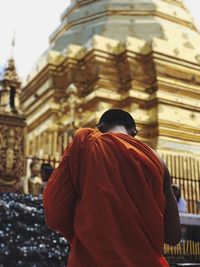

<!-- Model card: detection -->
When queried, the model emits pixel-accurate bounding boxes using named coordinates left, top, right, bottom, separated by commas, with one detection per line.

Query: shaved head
left=97, top=109, right=138, bottom=136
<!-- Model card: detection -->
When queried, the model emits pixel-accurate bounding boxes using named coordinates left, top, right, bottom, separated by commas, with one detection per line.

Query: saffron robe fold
left=43, top=128, right=170, bottom=267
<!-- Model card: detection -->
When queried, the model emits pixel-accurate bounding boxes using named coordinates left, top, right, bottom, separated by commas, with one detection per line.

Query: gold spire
left=0, top=58, right=21, bottom=114
left=0, top=30, right=20, bottom=114
left=0, top=45, right=25, bottom=193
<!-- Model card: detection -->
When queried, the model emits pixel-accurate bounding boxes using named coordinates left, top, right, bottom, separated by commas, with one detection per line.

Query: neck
left=108, top=126, right=128, bottom=135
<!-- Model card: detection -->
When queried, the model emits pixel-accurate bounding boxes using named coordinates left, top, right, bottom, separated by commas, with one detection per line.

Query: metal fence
left=26, top=156, right=60, bottom=178
left=160, top=153, right=200, bottom=214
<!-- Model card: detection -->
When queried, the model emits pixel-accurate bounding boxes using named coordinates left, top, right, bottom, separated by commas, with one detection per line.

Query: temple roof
left=24, top=0, right=200, bottom=83
left=49, top=0, right=198, bottom=52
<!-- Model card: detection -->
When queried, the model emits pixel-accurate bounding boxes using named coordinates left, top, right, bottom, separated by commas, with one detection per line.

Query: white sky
left=0, top=0, right=199, bottom=80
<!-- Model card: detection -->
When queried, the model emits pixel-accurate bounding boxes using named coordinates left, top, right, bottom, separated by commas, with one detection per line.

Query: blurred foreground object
left=0, top=193, right=69, bottom=267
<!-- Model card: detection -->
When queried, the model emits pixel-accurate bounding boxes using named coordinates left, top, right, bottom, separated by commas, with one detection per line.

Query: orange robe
left=43, top=128, right=170, bottom=267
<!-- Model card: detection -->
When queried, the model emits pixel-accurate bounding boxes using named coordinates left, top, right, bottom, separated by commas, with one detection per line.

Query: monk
left=43, top=109, right=181, bottom=267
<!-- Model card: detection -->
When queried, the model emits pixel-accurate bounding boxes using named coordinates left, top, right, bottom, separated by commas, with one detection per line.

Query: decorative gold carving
left=5, top=148, right=14, bottom=174
left=0, top=123, right=26, bottom=193
left=195, top=54, right=200, bottom=64
left=173, top=48, right=180, bottom=56
left=19, top=158, right=43, bottom=195
left=0, top=123, right=26, bottom=179
left=65, top=83, right=82, bottom=127
left=28, top=158, right=42, bottom=195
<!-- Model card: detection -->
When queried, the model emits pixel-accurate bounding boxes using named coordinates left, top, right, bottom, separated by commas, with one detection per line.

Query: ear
left=97, top=122, right=109, bottom=133
left=128, top=128, right=138, bottom=137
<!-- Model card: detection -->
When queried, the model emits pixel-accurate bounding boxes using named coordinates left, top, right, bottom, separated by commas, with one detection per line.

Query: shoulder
left=72, top=128, right=99, bottom=149
left=74, top=128, right=96, bottom=139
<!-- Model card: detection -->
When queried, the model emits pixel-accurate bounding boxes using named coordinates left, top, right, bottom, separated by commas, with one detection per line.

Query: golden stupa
left=21, top=0, right=200, bottom=212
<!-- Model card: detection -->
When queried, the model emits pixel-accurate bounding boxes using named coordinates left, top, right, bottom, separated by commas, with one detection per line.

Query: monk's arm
left=43, top=144, right=76, bottom=241
left=163, top=164, right=181, bottom=245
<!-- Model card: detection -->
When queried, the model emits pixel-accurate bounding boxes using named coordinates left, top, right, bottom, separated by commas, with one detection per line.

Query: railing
left=26, top=156, right=60, bottom=168
left=172, top=176, right=200, bottom=214
left=160, top=153, right=200, bottom=215
left=25, top=156, right=60, bottom=178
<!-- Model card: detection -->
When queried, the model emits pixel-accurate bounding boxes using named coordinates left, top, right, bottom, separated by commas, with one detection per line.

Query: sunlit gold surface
left=21, top=0, right=200, bottom=211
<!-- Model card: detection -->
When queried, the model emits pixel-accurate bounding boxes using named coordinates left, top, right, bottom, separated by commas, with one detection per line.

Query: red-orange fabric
left=43, top=128, right=169, bottom=267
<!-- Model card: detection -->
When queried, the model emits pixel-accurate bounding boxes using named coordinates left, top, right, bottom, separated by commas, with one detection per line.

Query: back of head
left=97, top=109, right=138, bottom=136
left=41, top=163, right=54, bottom=182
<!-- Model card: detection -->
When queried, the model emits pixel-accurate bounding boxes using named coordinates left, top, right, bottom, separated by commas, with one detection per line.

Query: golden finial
left=10, top=30, right=16, bottom=59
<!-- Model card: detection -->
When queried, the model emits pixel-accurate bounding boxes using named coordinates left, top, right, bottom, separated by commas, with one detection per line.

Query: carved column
left=0, top=114, right=26, bottom=192
left=0, top=58, right=26, bottom=192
